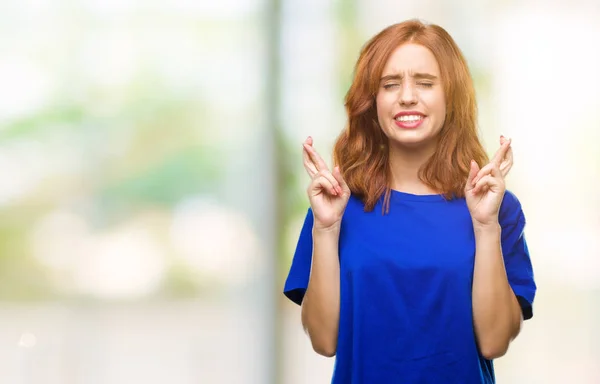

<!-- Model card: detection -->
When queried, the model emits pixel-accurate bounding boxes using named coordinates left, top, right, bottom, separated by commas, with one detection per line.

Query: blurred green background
left=0, top=0, right=598, bottom=383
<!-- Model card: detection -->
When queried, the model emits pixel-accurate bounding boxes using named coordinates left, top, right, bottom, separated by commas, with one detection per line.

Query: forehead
left=381, top=43, right=440, bottom=76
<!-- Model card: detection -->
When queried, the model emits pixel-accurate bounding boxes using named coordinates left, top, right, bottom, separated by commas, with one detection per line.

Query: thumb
left=465, top=160, right=479, bottom=192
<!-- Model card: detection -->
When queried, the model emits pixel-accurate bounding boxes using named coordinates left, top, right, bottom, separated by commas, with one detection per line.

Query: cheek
left=423, top=92, right=446, bottom=116
left=433, top=96, right=447, bottom=129
left=375, top=94, right=389, bottom=121
left=437, top=96, right=446, bottom=115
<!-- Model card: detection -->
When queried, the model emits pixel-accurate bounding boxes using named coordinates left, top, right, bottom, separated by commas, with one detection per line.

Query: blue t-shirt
left=283, top=189, right=536, bottom=383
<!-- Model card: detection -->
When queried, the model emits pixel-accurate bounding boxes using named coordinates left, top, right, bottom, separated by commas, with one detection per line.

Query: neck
left=387, top=142, right=438, bottom=195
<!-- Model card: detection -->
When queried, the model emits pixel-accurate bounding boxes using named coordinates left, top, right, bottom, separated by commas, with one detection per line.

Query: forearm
left=472, top=223, right=522, bottom=359
left=301, top=225, right=341, bottom=357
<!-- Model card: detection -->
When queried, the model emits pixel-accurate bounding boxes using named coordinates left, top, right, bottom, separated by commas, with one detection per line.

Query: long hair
left=333, top=19, right=489, bottom=213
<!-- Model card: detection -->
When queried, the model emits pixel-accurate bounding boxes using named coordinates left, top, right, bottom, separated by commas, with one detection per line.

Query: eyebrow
left=380, top=73, right=438, bottom=82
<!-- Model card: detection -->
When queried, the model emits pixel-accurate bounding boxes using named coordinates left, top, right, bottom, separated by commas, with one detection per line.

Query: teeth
left=395, top=115, right=423, bottom=122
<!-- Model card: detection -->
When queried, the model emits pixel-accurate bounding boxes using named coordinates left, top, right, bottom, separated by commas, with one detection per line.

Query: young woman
left=283, top=19, right=536, bottom=383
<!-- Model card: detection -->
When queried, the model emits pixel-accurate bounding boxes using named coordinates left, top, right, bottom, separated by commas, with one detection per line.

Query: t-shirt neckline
left=390, top=189, right=446, bottom=202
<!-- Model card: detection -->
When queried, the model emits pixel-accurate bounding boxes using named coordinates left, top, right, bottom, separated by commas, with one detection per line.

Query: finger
left=491, top=136, right=512, bottom=167
left=303, top=142, right=330, bottom=173
left=473, top=183, right=491, bottom=196
left=308, top=174, right=338, bottom=197
left=316, top=169, right=341, bottom=196
left=474, top=137, right=514, bottom=184
left=333, top=166, right=349, bottom=196
left=472, top=162, right=496, bottom=186
left=471, top=174, right=497, bottom=195
left=465, top=160, right=479, bottom=191
left=471, top=166, right=502, bottom=194
left=302, top=146, right=318, bottom=178
left=499, top=146, right=513, bottom=178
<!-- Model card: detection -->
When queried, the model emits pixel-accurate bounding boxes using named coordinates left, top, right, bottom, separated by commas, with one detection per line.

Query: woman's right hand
left=302, top=136, right=351, bottom=231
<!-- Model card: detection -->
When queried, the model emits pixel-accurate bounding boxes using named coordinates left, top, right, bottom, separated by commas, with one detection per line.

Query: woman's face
left=375, top=43, right=446, bottom=150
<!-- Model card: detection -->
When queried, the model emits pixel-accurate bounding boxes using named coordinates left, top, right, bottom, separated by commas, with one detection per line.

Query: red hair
left=333, top=19, right=489, bottom=213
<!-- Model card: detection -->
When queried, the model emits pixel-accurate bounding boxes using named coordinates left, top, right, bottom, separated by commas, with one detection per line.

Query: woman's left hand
left=465, top=136, right=513, bottom=227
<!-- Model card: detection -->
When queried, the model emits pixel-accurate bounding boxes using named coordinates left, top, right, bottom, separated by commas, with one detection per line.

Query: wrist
left=313, top=222, right=341, bottom=236
left=472, top=221, right=501, bottom=237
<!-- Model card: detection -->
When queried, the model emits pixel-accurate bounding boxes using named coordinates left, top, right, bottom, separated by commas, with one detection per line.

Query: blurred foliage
left=0, top=0, right=361, bottom=302
left=0, top=69, right=223, bottom=300
left=0, top=212, right=56, bottom=301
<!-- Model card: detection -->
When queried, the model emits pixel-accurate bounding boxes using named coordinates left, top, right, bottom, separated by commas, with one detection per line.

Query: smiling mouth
left=394, top=115, right=425, bottom=129
left=394, top=115, right=424, bottom=122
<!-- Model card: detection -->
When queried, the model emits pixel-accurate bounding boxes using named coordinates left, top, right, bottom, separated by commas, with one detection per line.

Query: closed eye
left=417, top=82, right=434, bottom=88
left=383, top=83, right=400, bottom=90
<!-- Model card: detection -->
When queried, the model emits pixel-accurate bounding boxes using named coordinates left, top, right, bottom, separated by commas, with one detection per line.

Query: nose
left=399, top=83, right=417, bottom=106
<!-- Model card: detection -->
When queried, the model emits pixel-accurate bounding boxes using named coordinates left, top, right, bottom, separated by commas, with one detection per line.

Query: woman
left=283, top=19, right=536, bottom=383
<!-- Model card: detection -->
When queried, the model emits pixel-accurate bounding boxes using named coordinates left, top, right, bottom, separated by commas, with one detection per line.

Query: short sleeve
left=500, top=192, right=537, bottom=320
left=283, top=208, right=314, bottom=306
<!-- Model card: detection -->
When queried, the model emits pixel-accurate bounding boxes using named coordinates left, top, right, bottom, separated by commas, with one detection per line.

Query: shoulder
left=347, top=194, right=367, bottom=210
left=499, top=190, right=526, bottom=226
left=338, top=194, right=386, bottom=227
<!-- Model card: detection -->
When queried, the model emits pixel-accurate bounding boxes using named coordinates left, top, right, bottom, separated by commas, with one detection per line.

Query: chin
left=390, top=132, right=431, bottom=148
